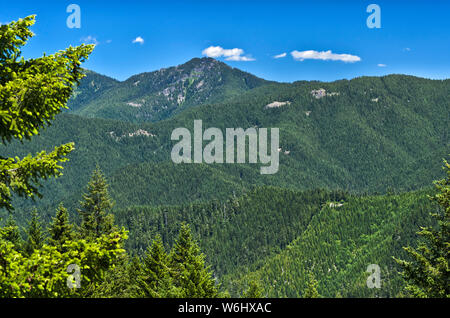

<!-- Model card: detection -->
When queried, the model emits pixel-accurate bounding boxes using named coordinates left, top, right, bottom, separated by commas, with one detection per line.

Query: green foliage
left=242, top=280, right=264, bottom=298
left=94, top=225, right=222, bottom=298
left=48, top=204, right=74, bottom=251
left=1, top=178, right=127, bottom=298
left=136, top=234, right=182, bottom=297
left=77, top=166, right=115, bottom=239
left=24, top=209, right=45, bottom=256
left=0, top=143, right=75, bottom=212
left=115, top=187, right=346, bottom=277
left=222, top=188, right=436, bottom=297
left=1, top=162, right=221, bottom=298
left=112, top=185, right=442, bottom=298
left=0, top=216, right=22, bottom=251
left=0, top=230, right=127, bottom=297
left=303, top=271, right=320, bottom=298
left=0, top=171, right=444, bottom=298
left=169, top=224, right=219, bottom=298
left=395, top=161, right=450, bottom=298
left=90, top=254, right=142, bottom=298
left=0, top=16, right=94, bottom=211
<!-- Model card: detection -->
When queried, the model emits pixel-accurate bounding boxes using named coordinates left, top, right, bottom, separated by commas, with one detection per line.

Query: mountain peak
left=184, top=56, right=219, bottom=65
left=173, top=56, right=230, bottom=74
left=70, top=57, right=268, bottom=122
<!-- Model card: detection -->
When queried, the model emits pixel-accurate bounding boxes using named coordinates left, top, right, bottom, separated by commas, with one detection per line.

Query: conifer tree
left=92, top=254, right=141, bottom=298
left=24, top=209, right=45, bottom=255
left=170, top=223, right=219, bottom=297
left=395, top=161, right=450, bottom=298
left=0, top=216, right=23, bottom=251
left=77, top=166, right=115, bottom=239
left=0, top=16, right=94, bottom=212
left=303, top=271, right=320, bottom=298
left=138, top=235, right=181, bottom=297
left=242, top=280, right=264, bottom=298
left=48, top=203, right=74, bottom=251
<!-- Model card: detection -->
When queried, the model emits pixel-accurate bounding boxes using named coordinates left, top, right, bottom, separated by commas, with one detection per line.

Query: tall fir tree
left=137, top=235, right=182, bottom=298
left=303, top=271, right=321, bottom=298
left=48, top=203, right=74, bottom=251
left=0, top=16, right=93, bottom=212
left=24, top=209, right=45, bottom=255
left=395, top=161, right=450, bottom=298
left=91, top=254, right=142, bottom=298
left=170, top=223, right=219, bottom=298
left=242, top=280, right=264, bottom=298
left=0, top=215, right=23, bottom=251
left=77, top=166, right=115, bottom=239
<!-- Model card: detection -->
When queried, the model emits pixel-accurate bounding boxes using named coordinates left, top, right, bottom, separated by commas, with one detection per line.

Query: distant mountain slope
left=3, top=73, right=448, bottom=224
left=222, top=188, right=435, bottom=298
left=113, top=185, right=436, bottom=298
left=67, top=70, right=119, bottom=112
left=114, top=187, right=349, bottom=277
left=68, top=57, right=269, bottom=122
left=137, top=74, right=448, bottom=195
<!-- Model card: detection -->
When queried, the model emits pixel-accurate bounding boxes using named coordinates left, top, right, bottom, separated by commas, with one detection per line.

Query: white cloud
left=291, top=50, right=361, bottom=63
left=132, top=36, right=144, bottom=44
left=377, top=63, right=387, bottom=67
left=403, top=47, right=411, bottom=52
left=202, top=46, right=242, bottom=58
left=202, top=45, right=255, bottom=61
left=225, top=55, right=255, bottom=61
left=273, top=52, right=287, bottom=59
left=81, top=36, right=99, bottom=45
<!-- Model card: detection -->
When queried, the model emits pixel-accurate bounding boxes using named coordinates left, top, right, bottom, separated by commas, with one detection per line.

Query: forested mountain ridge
left=112, top=186, right=437, bottom=298
left=3, top=72, right=449, bottom=224
left=66, top=70, right=120, bottom=112
left=219, top=187, right=438, bottom=298
left=67, top=57, right=270, bottom=122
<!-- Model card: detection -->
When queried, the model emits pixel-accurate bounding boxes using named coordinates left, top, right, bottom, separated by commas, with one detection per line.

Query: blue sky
left=1, top=0, right=449, bottom=82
